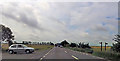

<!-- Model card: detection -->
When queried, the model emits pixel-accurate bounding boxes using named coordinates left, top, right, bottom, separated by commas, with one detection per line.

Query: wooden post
left=99, top=42, right=102, bottom=51
left=105, top=42, right=108, bottom=51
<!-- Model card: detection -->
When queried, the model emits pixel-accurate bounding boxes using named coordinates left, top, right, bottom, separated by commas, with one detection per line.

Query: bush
left=78, top=42, right=91, bottom=48
left=70, top=43, right=77, bottom=47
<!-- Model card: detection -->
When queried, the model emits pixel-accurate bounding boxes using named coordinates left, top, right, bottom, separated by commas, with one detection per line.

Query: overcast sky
left=0, top=2, right=118, bottom=46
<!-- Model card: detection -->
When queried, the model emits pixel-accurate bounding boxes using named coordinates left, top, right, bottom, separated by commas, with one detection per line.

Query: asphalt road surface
left=41, top=47, right=106, bottom=61
left=2, top=47, right=107, bottom=61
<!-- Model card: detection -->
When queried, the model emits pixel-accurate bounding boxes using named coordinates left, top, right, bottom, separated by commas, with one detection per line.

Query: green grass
left=66, top=47, right=120, bottom=61
left=92, top=48, right=120, bottom=61
left=93, top=51, right=120, bottom=61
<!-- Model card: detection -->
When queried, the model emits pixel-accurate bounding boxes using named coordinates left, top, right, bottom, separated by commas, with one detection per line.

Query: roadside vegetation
left=60, top=38, right=120, bottom=61
left=27, top=45, right=54, bottom=51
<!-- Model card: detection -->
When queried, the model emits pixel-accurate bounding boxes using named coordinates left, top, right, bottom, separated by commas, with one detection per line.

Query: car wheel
left=26, top=50, right=30, bottom=54
left=9, top=50, right=14, bottom=54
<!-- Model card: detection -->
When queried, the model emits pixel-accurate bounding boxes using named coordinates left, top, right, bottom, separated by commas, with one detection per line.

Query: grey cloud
left=93, top=25, right=108, bottom=32
left=1, top=2, right=118, bottom=46
left=2, top=3, right=45, bottom=31
left=89, top=24, right=108, bottom=33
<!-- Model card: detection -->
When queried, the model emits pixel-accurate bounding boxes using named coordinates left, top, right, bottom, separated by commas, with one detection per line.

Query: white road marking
left=72, top=55, right=79, bottom=60
left=45, top=52, right=49, bottom=55
left=43, top=56, right=46, bottom=58
left=97, top=57, right=104, bottom=59
left=45, top=54, right=48, bottom=55
left=65, top=51, right=67, bottom=53
left=40, top=58, right=43, bottom=61
left=86, top=54, right=88, bottom=55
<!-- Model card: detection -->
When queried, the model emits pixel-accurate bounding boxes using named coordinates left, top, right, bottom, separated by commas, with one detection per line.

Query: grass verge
left=66, top=47, right=120, bottom=61
left=92, top=51, right=120, bottom=61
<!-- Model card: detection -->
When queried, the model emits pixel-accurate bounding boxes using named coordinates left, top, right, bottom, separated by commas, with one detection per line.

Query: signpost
left=105, top=42, right=108, bottom=51
left=99, top=42, right=102, bottom=51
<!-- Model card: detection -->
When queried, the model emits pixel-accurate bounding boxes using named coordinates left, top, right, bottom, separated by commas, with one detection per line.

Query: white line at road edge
left=72, top=55, right=79, bottom=60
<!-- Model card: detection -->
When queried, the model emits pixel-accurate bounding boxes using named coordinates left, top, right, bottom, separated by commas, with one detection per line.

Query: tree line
left=60, top=40, right=91, bottom=49
left=22, top=41, right=54, bottom=45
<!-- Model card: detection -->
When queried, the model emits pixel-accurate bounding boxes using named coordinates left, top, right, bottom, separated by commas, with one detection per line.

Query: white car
left=8, top=44, right=34, bottom=54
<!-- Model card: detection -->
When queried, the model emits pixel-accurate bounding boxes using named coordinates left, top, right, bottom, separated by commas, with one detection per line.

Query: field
left=1, top=44, right=54, bottom=51
left=1, top=44, right=9, bottom=50
left=91, top=46, right=111, bottom=52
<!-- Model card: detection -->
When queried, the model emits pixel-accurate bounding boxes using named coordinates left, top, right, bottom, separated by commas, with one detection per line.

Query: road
left=41, top=47, right=106, bottom=61
left=2, top=47, right=107, bottom=61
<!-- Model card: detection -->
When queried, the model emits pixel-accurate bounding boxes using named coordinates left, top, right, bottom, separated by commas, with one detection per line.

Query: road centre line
left=45, top=53, right=48, bottom=55
left=43, top=56, right=46, bottom=58
left=40, top=58, right=43, bottom=61
left=72, top=55, right=79, bottom=60
left=65, top=51, right=67, bottom=53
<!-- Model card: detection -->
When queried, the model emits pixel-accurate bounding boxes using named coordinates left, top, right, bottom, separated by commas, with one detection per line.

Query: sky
left=0, top=2, right=118, bottom=46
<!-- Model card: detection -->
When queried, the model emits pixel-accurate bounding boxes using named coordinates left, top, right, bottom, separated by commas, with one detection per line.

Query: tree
left=78, top=42, right=91, bottom=48
left=28, top=41, right=32, bottom=44
left=112, top=34, right=120, bottom=52
left=70, top=43, right=77, bottom=47
left=50, top=42, right=54, bottom=45
left=61, top=40, right=69, bottom=47
left=14, top=41, right=17, bottom=44
left=113, top=34, right=120, bottom=43
left=0, top=25, right=14, bottom=46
